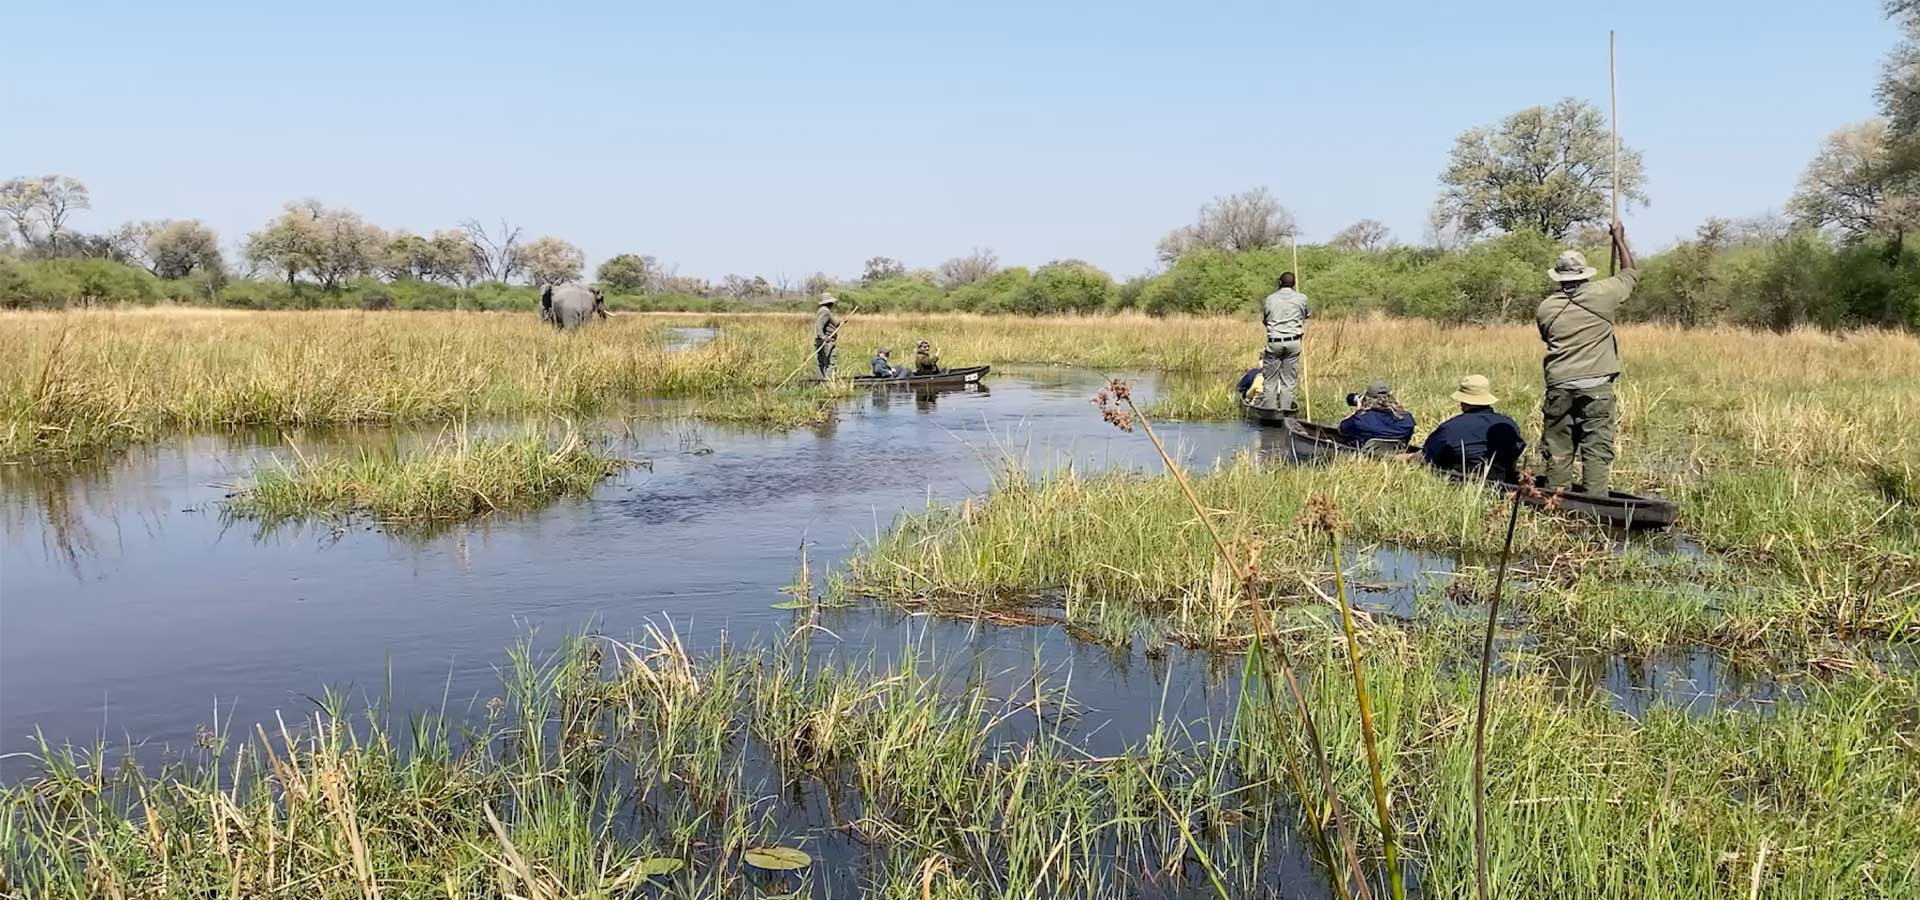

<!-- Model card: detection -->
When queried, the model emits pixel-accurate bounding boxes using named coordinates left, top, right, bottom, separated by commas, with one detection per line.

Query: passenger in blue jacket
left=1338, top=381, right=1416, bottom=444
left=1423, top=374, right=1527, bottom=483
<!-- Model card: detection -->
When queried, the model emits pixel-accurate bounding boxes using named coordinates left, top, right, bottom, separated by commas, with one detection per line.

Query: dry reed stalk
left=1096, top=380, right=1371, bottom=900
left=1474, top=488, right=1526, bottom=900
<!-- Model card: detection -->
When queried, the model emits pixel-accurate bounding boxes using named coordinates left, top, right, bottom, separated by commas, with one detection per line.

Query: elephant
left=540, top=283, right=608, bottom=330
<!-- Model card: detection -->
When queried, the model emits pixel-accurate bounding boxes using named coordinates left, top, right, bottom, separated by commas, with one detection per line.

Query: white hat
left=817, top=293, right=838, bottom=306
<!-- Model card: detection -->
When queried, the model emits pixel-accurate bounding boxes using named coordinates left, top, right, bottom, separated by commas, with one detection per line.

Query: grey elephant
left=540, top=283, right=608, bottom=330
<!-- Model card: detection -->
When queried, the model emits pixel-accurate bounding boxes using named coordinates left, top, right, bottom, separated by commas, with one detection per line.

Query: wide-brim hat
left=1547, top=250, right=1598, bottom=283
left=817, top=293, right=838, bottom=306
left=1450, top=374, right=1499, bottom=405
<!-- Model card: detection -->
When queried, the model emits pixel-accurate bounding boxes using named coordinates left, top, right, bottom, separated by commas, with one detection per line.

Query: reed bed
left=225, top=430, right=628, bottom=525
left=4, top=629, right=1913, bottom=899
left=850, top=454, right=1918, bottom=655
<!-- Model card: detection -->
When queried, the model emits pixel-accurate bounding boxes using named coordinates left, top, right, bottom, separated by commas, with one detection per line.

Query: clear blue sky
left=2, top=1, right=1895, bottom=280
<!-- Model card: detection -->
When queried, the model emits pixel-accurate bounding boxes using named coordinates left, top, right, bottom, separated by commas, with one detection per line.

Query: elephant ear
left=541, top=284, right=554, bottom=309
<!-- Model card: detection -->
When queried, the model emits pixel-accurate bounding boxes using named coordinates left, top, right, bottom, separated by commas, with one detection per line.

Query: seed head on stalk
left=1305, top=492, right=1348, bottom=535
left=1091, top=379, right=1135, bottom=432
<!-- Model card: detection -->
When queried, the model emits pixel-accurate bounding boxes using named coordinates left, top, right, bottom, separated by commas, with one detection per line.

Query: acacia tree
left=244, top=201, right=383, bottom=290
left=1789, top=120, right=1913, bottom=244
left=1437, top=98, right=1648, bottom=240
left=937, top=247, right=999, bottom=288
left=596, top=253, right=665, bottom=293
left=460, top=219, right=523, bottom=283
left=1, top=175, right=91, bottom=250
left=130, top=220, right=224, bottom=278
left=862, top=256, right=906, bottom=285
left=1157, top=187, right=1296, bottom=263
left=1329, top=219, right=1394, bottom=252
left=519, top=237, right=584, bottom=286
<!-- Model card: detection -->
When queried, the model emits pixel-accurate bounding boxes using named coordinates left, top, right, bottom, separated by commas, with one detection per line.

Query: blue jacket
left=1423, top=409, right=1526, bottom=482
left=871, top=355, right=901, bottom=377
left=1340, top=408, right=1416, bottom=444
left=1235, top=368, right=1260, bottom=397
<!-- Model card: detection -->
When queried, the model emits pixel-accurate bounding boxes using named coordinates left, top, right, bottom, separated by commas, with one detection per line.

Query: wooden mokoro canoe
left=1514, top=477, right=1677, bottom=530
left=1252, top=409, right=1677, bottom=529
left=1272, top=415, right=1414, bottom=463
left=851, top=365, right=991, bottom=389
left=1239, top=402, right=1297, bottom=428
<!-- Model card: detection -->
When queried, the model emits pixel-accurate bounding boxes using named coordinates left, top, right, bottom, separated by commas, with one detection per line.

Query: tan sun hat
left=818, top=292, right=838, bottom=306
left=1450, top=374, right=1499, bottom=405
left=1547, top=250, right=1599, bottom=283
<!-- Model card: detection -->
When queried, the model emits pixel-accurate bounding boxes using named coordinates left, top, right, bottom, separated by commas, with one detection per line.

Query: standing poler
left=1257, top=271, right=1309, bottom=413
left=1536, top=223, right=1636, bottom=493
left=813, top=292, right=841, bottom=379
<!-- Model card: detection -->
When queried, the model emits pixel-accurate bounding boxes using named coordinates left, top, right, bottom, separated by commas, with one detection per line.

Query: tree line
left=5, top=4, right=1918, bottom=330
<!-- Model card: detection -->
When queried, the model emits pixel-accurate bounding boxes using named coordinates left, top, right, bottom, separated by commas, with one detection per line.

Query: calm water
left=0, top=369, right=1280, bottom=771
left=0, top=367, right=1767, bottom=784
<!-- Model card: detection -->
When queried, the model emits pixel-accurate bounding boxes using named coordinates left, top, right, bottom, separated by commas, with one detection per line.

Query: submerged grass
left=226, top=430, right=627, bottom=525
left=3, top=629, right=1914, bottom=899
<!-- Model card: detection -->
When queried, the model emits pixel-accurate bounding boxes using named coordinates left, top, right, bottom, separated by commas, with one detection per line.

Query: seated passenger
left=1339, top=381, right=1416, bottom=445
left=1423, top=374, right=1526, bottom=483
left=1235, top=366, right=1261, bottom=402
left=871, top=347, right=907, bottom=378
left=913, top=340, right=941, bottom=374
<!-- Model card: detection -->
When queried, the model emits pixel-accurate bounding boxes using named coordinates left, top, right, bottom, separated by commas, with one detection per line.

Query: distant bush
left=1, top=232, right=1915, bottom=331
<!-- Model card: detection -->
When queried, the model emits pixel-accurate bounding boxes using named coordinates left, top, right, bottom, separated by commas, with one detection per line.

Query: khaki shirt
left=813, top=307, right=840, bottom=343
left=1262, top=288, right=1310, bottom=342
left=1536, top=270, right=1637, bottom=386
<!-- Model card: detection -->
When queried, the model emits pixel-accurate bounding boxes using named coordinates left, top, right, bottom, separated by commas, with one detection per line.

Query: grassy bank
left=850, top=454, right=1918, bottom=656
left=225, top=431, right=628, bottom=526
left=0, top=309, right=850, bottom=461
left=4, top=630, right=1913, bottom=899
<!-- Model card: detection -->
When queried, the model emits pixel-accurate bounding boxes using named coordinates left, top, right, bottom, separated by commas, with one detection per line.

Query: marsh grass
left=225, top=430, right=627, bottom=525
left=5, top=629, right=1914, bottom=899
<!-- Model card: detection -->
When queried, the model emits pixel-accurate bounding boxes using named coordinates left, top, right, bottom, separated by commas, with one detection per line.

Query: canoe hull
left=1252, top=410, right=1677, bottom=530
left=851, top=365, right=991, bottom=390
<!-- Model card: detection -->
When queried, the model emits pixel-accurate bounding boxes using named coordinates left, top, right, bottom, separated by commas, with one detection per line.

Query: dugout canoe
left=850, top=365, right=991, bottom=389
left=1249, top=409, right=1677, bottom=529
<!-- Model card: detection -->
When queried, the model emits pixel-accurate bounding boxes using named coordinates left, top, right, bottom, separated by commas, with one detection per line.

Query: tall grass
left=5, top=629, right=1914, bottom=898
left=225, top=429, right=628, bottom=525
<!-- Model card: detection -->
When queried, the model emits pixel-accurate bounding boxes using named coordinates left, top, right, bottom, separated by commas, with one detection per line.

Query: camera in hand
left=1345, top=392, right=1361, bottom=408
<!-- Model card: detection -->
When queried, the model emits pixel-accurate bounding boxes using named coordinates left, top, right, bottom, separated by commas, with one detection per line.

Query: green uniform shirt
left=1535, top=269, right=1637, bottom=386
left=914, top=349, right=939, bottom=373
left=814, top=307, right=840, bottom=343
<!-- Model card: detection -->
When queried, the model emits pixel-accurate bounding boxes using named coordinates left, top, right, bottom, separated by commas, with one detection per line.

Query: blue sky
left=2, top=1, right=1896, bottom=280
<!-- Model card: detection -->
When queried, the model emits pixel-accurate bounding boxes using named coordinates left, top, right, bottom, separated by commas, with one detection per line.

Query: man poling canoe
left=813, top=292, right=841, bottom=379
left=1536, top=224, right=1636, bottom=494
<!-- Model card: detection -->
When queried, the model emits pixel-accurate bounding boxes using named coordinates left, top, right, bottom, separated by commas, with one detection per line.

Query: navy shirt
left=1235, top=367, right=1260, bottom=397
left=1423, top=409, right=1527, bottom=482
left=1340, top=408, right=1416, bottom=444
left=871, top=355, right=900, bottom=377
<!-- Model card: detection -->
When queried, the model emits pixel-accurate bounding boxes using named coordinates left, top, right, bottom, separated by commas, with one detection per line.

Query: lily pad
left=743, top=846, right=813, bottom=871
left=607, top=857, right=684, bottom=887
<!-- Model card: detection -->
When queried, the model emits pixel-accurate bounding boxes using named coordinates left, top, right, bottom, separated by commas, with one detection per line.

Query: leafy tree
left=244, top=200, right=383, bottom=290
left=143, top=220, right=224, bottom=279
left=937, top=247, right=999, bottom=288
left=802, top=272, right=838, bottom=296
left=1437, top=98, right=1647, bottom=240
left=1, top=175, right=91, bottom=251
left=1329, top=219, right=1394, bottom=252
left=862, top=256, right=906, bottom=285
left=596, top=253, right=665, bottom=293
left=1790, top=120, right=1913, bottom=244
left=720, top=274, right=772, bottom=298
left=1157, top=187, right=1295, bottom=263
left=519, top=237, right=584, bottom=286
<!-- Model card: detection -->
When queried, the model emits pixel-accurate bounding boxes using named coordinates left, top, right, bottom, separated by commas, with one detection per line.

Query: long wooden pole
left=1609, top=30, right=1620, bottom=276
left=1293, top=232, right=1311, bottom=420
